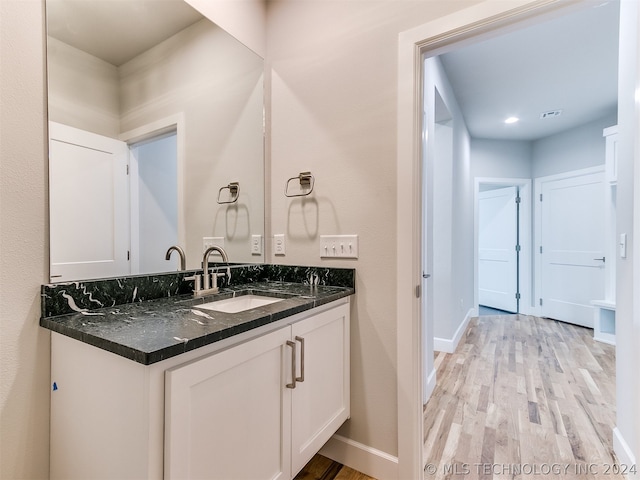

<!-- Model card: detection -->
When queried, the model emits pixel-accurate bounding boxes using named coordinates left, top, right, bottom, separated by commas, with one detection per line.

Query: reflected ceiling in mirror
left=46, top=0, right=265, bottom=283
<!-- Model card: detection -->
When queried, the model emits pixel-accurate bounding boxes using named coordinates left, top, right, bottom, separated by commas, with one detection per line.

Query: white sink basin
left=196, top=295, right=283, bottom=313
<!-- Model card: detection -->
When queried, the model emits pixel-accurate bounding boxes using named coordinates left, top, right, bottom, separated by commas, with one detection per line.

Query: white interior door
left=478, top=186, right=519, bottom=312
left=49, top=122, right=130, bottom=282
left=538, top=168, right=606, bottom=327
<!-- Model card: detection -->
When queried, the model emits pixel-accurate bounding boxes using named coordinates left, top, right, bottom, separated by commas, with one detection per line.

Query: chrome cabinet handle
left=295, top=336, right=305, bottom=383
left=593, top=257, right=606, bottom=262
left=286, top=340, right=296, bottom=389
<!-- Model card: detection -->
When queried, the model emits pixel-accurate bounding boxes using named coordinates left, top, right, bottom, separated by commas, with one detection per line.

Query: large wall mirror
left=46, top=0, right=265, bottom=283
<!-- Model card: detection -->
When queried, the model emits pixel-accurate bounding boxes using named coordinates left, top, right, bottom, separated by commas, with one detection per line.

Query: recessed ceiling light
left=505, top=117, right=519, bottom=124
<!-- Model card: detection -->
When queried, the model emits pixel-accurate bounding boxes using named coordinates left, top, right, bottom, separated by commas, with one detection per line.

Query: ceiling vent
left=540, top=110, right=563, bottom=119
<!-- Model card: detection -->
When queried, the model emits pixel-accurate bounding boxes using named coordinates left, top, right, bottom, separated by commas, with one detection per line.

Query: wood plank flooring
left=424, top=314, right=625, bottom=479
left=293, top=454, right=375, bottom=480
left=298, top=314, right=624, bottom=480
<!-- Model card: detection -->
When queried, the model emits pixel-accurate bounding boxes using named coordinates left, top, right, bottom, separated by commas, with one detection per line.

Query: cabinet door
left=165, top=327, right=293, bottom=480
left=290, top=303, right=350, bottom=475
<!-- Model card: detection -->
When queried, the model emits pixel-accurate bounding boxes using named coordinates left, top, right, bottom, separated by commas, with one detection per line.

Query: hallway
left=424, top=314, right=626, bottom=479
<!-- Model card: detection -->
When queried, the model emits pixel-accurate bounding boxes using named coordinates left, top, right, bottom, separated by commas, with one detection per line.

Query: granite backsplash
left=41, top=264, right=356, bottom=319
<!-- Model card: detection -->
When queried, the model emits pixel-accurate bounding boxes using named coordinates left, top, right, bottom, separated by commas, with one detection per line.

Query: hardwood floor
left=424, top=314, right=625, bottom=479
left=299, top=314, right=624, bottom=480
left=293, top=454, right=375, bottom=480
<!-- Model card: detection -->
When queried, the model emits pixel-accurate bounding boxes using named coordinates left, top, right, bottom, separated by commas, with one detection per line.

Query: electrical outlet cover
left=274, top=234, right=285, bottom=256
left=251, top=234, right=262, bottom=255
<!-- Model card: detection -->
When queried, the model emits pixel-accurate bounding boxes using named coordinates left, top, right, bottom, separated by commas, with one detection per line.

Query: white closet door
left=478, top=186, right=519, bottom=312
left=49, top=122, right=130, bottom=281
left=539, top=169, right=606, bottom=327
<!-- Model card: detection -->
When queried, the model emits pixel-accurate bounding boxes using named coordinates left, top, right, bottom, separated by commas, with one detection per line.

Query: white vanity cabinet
left=164, top=300, right=351, bottom=480
left=289, top=305, right=350, bottom=475
left=49, top=298, right=350, bottom=480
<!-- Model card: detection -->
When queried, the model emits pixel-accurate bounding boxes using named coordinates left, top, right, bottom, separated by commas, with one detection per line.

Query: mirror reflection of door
left=49, top=122, right=130, bottom=282
left=129, top=132, right=178, bottom=275
left=49, top=123, right=179, bottom=281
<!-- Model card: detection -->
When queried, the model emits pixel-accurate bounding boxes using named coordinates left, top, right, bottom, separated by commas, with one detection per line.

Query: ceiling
left=46, top=0, right=203, bottom=66
left=439, top=0, right=620, bottom=142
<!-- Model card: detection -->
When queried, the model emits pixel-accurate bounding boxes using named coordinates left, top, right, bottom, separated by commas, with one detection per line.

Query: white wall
left=47, top=37, right=120, bottom=138
left=425, top=56, right=475, bottom=347
left=531, top=110, right=617, bottom=178
left=266, top=1, right=483, bottom=464
left=613, top=0, right=639, bottom=467
left=0, top=1, right=51, bottom=479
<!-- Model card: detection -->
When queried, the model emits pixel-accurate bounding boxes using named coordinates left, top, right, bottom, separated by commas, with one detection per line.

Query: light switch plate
left=320, top=235, right=358, bottom=259
left=251, top=235, right=262, bottom=255
left=620, top=233, right=627, bottom=258
left=274, top=234, right=285, bottom=256
left=203, top=237, right=225, bottom=254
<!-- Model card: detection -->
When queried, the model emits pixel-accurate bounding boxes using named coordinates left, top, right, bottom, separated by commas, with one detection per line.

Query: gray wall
left=531, top=110, right=617, bottom=178
left=471, top=111, right=617, bottom=181
left=471, top=138, right=532, bottom=179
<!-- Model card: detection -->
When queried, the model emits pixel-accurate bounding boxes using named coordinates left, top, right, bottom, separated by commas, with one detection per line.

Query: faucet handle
left=184, top=273, right=202, bottom=294
left=212, top=271, right=226, bottom=290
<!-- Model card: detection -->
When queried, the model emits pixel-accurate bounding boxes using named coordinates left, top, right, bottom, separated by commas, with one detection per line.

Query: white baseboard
left=319, top=434, right=398, bottom=480
left=613, top=427, right=637, bottom=478
left=433, top=307, right=476, bottom=353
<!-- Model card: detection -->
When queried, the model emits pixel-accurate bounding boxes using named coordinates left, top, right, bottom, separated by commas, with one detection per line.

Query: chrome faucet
left=198, top=245, right=229, bottom=295
left=165, top=245, right=186, bottom=270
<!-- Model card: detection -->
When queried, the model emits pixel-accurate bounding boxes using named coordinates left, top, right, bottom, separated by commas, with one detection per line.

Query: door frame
left=474, top=178, right=533, bottom=315
left=397, top=1, right=604, bottom=478
left=120, top=113, right=186, bottom=274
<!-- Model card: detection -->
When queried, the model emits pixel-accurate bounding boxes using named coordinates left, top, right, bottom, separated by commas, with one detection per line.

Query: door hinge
left=516, top=244, right=521, bottom=252
left=127, top=250, right=130, bottom=261
left=516, top=293, right=521, bottom=300
left=126, top=164, right=130, bottom=175
left=415, top=285, right=421, bottom=298
left=539, top=298, right=543, bottom=306
left=515, top=195, right=521, bottom=204
left=539, top=246, right=543, bottom=254
left=539, top=193, right=543, bottom=201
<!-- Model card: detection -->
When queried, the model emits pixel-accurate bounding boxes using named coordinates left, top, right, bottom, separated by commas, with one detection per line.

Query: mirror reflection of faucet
left=165, top=245, right=186, bottom=270
left=193, top=246, right=229, bottom=297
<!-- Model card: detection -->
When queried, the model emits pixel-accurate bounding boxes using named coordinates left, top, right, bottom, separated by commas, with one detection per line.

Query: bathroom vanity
left=40, top=265, right=354, bottom=480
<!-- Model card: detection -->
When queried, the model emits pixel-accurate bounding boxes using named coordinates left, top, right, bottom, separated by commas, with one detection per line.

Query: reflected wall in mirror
left=46, top=0, right=265, bottom=282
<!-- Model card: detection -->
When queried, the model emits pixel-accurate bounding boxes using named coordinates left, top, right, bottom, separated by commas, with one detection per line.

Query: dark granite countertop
left=40, top=281, right=353, bottom=365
